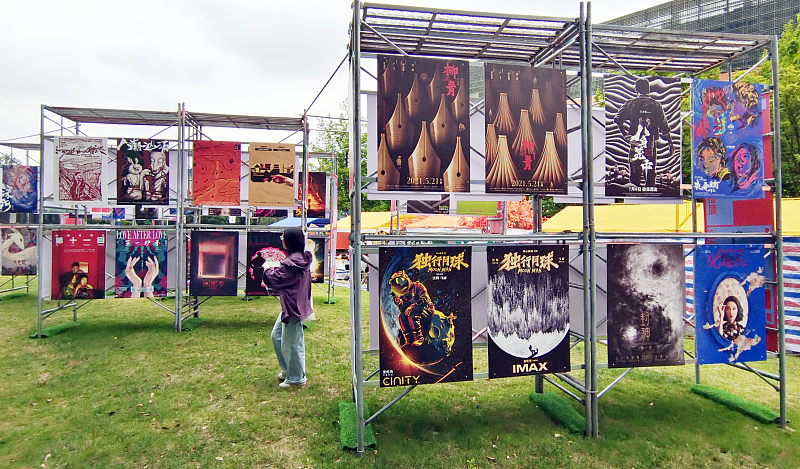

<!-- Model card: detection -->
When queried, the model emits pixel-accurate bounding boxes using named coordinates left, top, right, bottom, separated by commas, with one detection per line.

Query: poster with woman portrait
left=607, top=244, right=685, bottom=367
left=55, top=136, right=107, bottom=204
left=245, top=232, right=284, bottom=296
left=189, top=230, right=238, bottom=296
left=116, top=138, right=170, bottom=205
left=604, top=75, right=682, bottom=197
left=114, top=230, right=168, bottom=298
left=1, top=165, right=38, bottom=213
left=487, top=245, right=570, bottom=378
left=1, top=227, right=37, bottom=275
left=378, top=246, right=472, bottom=386
left=692, top=79, right=764, bottom=199
left=377, top=55, right=470, bottom=192
left=485, top=64, right=568, bottom=194
left=191, top=141, right=241, bottom=206
left=51, top=230, right=106, bottom=300
left=248, top=142, right=296, bottom=207
left=695, top=244, right=766, bottom=364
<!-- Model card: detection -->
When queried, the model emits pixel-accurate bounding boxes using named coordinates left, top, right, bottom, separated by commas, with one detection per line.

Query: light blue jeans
left=271, top=316, right=306, bottom=385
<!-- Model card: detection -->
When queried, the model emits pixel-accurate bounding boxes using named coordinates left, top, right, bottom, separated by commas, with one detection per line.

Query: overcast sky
left=0, top=0, right=669, bottom=151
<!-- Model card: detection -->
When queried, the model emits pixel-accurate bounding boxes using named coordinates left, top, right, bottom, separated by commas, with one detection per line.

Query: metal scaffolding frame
left=348, top=0, right=786, bottom=452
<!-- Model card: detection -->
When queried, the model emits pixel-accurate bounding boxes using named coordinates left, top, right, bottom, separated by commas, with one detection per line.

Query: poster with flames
left=377, top=55, right=470, bottom=192
left=379, top=246, right=472, bottom=386
left=487, top=245, right=570, bottom=378
left=484, top=64, right=567, bottom=194
left=51, top=230, right=106, bottom=300
left=55, top=136, right=107, bottom=204
left=191, top=141, right=241, bottom=206
left=307, top=236, right=326, bottom=284
left=294, top=172, right=326, bottom=218
left=248, top=142, right=296, bottom=207
left=114, top=230, right=168, bottom=298
left=604, top=75, right=682, bottom=197
left=116, top=138, right=170, bottom=205
left=1, top=227, right=37, bottom=275
left=695, top=244, right=766, bottom=364
left=1, top=165, right=38, bottom=213
left=246, top=232, right=284, bottom=296
left=607, top=244, right=685, bottom=367
left=692, top=79, right=764, bottom=199
left=189, top=231, right=239, bottom=296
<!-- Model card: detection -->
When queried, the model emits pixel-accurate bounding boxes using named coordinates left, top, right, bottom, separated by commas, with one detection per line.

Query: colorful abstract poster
left=379, top=246, right=473, bottom=386
left=114, top=230, right=168, bottom=298
left=695, top=244, right=767, bottom=364
left=1, top=227, right=37, bottom=275
left=606, top=244, right=685, bottom=367
left=245, top=232, right=284, bottom=296
left=294, top=172, right=326, bottom=218
left=377, top=55, right=470, bottom=192
left=55, top=136, right=107, bottom=204
left=191, top=141, right=241, bottom=206
left=486, top=245, right=570, bottom=378
left=692, top=79, right=764, bottom=199
left=308, top=236, right=326, bottom=283
left=189, top=231, right=239, bottom=296
left=51, top=230, right=106, bottom=300
left=248, top=142, right=295, bottom=207
left=485, top=65, right=567, bottom=194
left=604, top=75, right=682, bottom=197
left=116, top=138, right=170, bottom=205
left=1, top=165, right=38, bottom=213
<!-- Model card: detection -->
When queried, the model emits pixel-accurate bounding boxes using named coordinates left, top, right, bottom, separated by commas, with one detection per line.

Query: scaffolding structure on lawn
left=347, top=0, right=788, bottom=452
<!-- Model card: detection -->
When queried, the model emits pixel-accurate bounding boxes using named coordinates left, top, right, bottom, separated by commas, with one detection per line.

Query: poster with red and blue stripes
left=783, top=237, right=800, bottom=353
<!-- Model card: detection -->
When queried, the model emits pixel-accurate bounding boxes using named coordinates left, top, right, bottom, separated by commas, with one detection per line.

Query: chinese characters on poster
left=1, top=227, right=37, bottom=276
left=115, top=230, right=168, bottom=298
left=55, top=136, right=107, bottom=204
left=192, top=141, right=241, bottom=206
left=248, top=142, right=296, bottom=207
left=51, top=230, right=106, bottom=300
left=117, top=138, right=170, bottom=205
left=1, top=165, right=38, bottom=213
left=189, top=231, right=239, bottom=296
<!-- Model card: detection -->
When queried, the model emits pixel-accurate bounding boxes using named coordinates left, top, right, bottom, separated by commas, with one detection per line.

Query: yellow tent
left=331, top=212, right=399, bottom=233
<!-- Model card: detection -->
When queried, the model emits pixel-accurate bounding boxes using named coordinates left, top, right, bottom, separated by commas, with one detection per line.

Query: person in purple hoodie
left=263, top=227, right=313, bottom=388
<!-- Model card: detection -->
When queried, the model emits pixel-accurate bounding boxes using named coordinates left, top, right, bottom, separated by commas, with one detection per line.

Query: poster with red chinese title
left=377, top=55, right=470, bottom=192
left=248, top=142, right=296, bottom=207
left=116, top=138, right=170, bottom=205
left=55, top=137, right=107, bottom=204
left=51, top=230, right=106, bottom=300
left=191, top=141, right=241, bottom=206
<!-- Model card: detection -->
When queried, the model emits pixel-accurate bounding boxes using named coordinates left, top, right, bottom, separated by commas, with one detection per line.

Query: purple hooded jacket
left=263, top=251, right=314, bottom=322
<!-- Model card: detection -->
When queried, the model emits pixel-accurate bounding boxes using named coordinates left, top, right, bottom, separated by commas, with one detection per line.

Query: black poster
left=189, top=231, right=238, bottom=296
left=245, top=232, right=284, bottom=296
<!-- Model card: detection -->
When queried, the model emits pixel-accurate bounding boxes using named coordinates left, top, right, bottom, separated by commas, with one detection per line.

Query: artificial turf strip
left=29, top=321, right=81, bottom=338
left=338, top=401, right=377, bottom=450
left=180, top=318, right=204, bottom=331
left=529, top=392, right=585, bottom=434
left=691, top=384, right=781, bottom=423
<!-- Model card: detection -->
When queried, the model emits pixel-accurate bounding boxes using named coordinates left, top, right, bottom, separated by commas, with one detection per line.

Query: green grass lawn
left=0, top=278, right=798, bottom=468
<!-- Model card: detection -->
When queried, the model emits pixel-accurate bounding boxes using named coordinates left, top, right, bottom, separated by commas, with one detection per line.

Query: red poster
left=52, top=230, right=106, bottom=299
left=192, top=141, right=241, bottom=206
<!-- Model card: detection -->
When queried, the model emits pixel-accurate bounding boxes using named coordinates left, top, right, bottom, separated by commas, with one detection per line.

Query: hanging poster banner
left=191, top=141, right=241, bottom=206
left=189, top=230, right=239, bottom=296
left=377, top=55, right=470, bottom=193
left=245, top=231, right=284, bottom=296
left=116, top=138, right=170, bottom=205
left=692, top=79, right=764, bottom=199
left=1, top=227, right=37, bottom=275
left=379, top=246, right=473, bottom=386
left=55, top=136, right=107, bottom=204
left=486, top=244, right=570, bottom=378
left=485, top=64, right=568, bottom=195
left=604, top=75, right=682, bottom=197
left=308, top=236, right=326, bottom=284
left=114, top=230, right=168, bottom=298
left=606, top=244, right=685, bottom=367
left=695, top=244, right=766, bottom=364
left=51, top=230, right=106, bottom=300
left=1, top=165, right=38, bottom=213
left=294, top=172, right=326, bottom=218
left=248, top=142, right=296, bottom=207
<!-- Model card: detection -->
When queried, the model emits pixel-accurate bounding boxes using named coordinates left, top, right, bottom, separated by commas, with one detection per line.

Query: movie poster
left=695, top=244, right=767, bottom=364
left=1, top=165, right=38, bottom=213
left=377, top=55, right=470, bottom=192
left=114, top=230, right=168, bottom=298
left=1, top=227, right=37, bottom=275
left=378, top=246, right=473, bottom=386
left=487, top=245, right=570, bottom=378
left=246, top=231, right=284, bottom=296
left=308, top=236, right=326, bottom=283
left=189, top=230, right=239, bottom=296
left=248, top=142, right=296, bottom=207
left=55, top=136, right=107, bottom=204
left=116, top=138, right=170, bottom=205
left=604, top=75, right=682, bottom=197
left=294, top=172, right=326, bottom=218
left=692, top=79, right=764, bottom=199
left=606, top=244, right=685, bottom=367
left=192, top=141, right=241, bottom=206
left=51, top=230, right=106, bottom=300
left=485, top=64, right=568, bottom=194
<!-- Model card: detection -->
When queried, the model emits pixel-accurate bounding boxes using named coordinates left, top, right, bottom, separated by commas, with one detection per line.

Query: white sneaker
left=278, top=379, right=307, bottom=389
left=277, top=370, right=287, bottom=380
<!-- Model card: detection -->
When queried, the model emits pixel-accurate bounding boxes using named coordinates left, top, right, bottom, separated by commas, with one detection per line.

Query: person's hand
left=125, top=256, right=142, bottom=298
left=143, top=257, right=159, bottom=298
left=272, top=174, right=287, bottom=184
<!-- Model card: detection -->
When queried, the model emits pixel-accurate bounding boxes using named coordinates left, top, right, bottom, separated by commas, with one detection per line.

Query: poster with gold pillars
left=377, top=55, right=470, bottom=192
